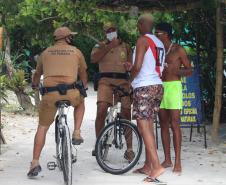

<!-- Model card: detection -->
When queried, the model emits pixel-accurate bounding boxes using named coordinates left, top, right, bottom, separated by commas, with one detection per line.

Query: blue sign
left=180, top=57, right=202, bottom=125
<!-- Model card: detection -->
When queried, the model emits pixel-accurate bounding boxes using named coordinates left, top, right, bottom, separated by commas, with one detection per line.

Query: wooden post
left=0, top=27, right=5, bottom=154
left=212, top=0, right=224, bottom=142
left=0, top=27, right=3, bottom=49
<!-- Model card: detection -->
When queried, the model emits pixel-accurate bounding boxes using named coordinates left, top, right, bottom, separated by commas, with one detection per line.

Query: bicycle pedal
left=72, top=154, right=77, bottom=164
left=72, top=157, right=77, bottom=164
left=47, top=161, right=57, bottom=170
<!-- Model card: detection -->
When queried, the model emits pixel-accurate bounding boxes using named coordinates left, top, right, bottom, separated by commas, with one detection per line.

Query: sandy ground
left=0, top=88, right=226, bottom=185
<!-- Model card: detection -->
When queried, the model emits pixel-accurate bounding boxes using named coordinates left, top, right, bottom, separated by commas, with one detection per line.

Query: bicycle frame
left=105, top=102, right=121, bottom=123
left=104, top=88, right=125, bottom=150
left=56, top=101, right=73, bottom=185
left=48, top=101, right=73, bottom=173
left=95, top=85, right=143, bottom=175
left=56, top=104, right=68, bottom=161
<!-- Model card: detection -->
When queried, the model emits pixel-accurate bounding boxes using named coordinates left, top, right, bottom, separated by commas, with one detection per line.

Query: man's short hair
left=155, top=22, right=173, bottom=38
left=138, top=14, right=154, bottom=23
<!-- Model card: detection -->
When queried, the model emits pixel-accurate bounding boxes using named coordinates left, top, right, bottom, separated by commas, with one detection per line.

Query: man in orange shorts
left=27, top=27, right=88, bottom=177
left=91, top=22, right=134, bottom=161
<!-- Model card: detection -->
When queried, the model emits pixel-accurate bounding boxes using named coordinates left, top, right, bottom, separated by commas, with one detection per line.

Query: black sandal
left=27, top=165, right=42, bottom=178
left=143, top=176, right=166, bottom=184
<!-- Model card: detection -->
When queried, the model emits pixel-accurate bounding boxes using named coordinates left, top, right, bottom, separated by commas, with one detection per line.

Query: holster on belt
left=39, top=81, right=87, bottom=97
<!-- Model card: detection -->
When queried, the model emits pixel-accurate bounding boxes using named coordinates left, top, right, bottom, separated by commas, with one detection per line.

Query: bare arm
left=126, top=44, right=133, bottom=64
left=91, top=38, right=120, bottom=63
left=124, top=44, right=133, bottom=72
left=178, top=46, right=192, bottom=77
left=79, top=69, right=88, bottom=89
left=130, top=37, right=148, bottom=82
left=78, top=53, right=88, bottom=88
left=32, top=57, right=43, bottom=87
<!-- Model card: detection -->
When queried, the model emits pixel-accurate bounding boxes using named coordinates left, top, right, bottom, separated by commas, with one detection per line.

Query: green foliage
left=0, top=51, right=8, bottom=104
left=0, top=52, right=5, bottom=73
left=5, top=70, right=28, bottom=92
left=73, top=34, right=97, bottom=79
left=0, top=75, right=8, bottom=104
left=153, top=7, right=221, bottom=113
left=11, top=50, right=32, bottom=75
left=170, top=9, right=217, bottom=110
left=1, top=0, right=225, bottom=117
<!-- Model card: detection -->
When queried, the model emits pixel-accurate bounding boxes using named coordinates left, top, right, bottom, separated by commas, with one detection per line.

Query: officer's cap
left=103, top=22, right=116, bottom=32
left=53, top=27, right=77, bottom=40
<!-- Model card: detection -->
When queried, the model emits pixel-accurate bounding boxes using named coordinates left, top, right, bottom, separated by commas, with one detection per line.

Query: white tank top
left=131, top=34, right=165, bottom=89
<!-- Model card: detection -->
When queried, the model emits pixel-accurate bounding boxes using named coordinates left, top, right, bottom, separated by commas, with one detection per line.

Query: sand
left=0, top=88, right=226, bottom=185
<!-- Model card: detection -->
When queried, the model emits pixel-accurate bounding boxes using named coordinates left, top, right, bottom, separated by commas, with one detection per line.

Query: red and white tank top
left=131, top=34, right=165, bottom=89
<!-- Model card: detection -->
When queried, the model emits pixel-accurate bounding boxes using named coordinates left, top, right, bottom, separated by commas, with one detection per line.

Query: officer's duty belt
left=98, top=72, right=129, bottom=79
left=39, top=82, right=87, bottom=97
left=93, top=72, right=129, bottom=91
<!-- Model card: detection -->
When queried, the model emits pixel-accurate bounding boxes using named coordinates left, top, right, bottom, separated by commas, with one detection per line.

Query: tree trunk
left=0, top=27, right=6, bottom=154
left=0, top=111, right=7, bottom=155
left=4, top=33, right=14, bottom=78
left=4, top=30, right=34, bottom=111
left=14, top=90, right=34, bottom=111
left=212, top=1, right=224, bottom=142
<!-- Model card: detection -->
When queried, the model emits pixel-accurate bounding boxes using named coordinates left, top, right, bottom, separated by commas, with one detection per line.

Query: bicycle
left=47, top=100, right=75, bottom=185
left=95, top=84, right=143, bottom=175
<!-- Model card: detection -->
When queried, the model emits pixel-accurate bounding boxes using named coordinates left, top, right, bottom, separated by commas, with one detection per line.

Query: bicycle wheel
left=55, top=116, right=63, bottom=171
left=61, top=122, right=72, bottom=185
left=95, top=119, right=142, bottom=175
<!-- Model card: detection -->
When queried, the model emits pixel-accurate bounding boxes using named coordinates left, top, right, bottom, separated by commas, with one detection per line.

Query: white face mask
left=106, top=31, right=117, bottom=41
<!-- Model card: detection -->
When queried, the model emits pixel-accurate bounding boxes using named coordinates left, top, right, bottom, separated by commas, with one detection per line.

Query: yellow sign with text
left=180, top=66, right=202, bottom=125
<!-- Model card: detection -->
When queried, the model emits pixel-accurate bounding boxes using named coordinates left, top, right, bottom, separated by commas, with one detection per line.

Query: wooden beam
left=220, top=1, right=226, bottom=24
left=96, top=1, right=203, bottom=13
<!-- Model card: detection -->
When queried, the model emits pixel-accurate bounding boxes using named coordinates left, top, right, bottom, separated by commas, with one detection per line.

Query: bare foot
left=161, top=160, right=173, bottom=168
left=173, top=164, right=182, bottom=174
left=149, top=165, right=165, bottom=178
left=133, top=164, right=152, bottom=175
left=30, top=160, right=39, bottom=170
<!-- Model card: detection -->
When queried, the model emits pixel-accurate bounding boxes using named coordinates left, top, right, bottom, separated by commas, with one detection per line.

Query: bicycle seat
left=110, top=84, right=130, bottom=97
left=55, top=100, right=71, bottom=108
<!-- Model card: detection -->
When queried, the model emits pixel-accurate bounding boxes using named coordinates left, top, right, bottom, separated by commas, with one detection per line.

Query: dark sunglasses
left=155, top=31, right=166, bottom=36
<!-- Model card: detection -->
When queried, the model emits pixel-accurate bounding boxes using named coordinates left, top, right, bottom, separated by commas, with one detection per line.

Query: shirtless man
left=155, top=22, right=192, bottom=173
